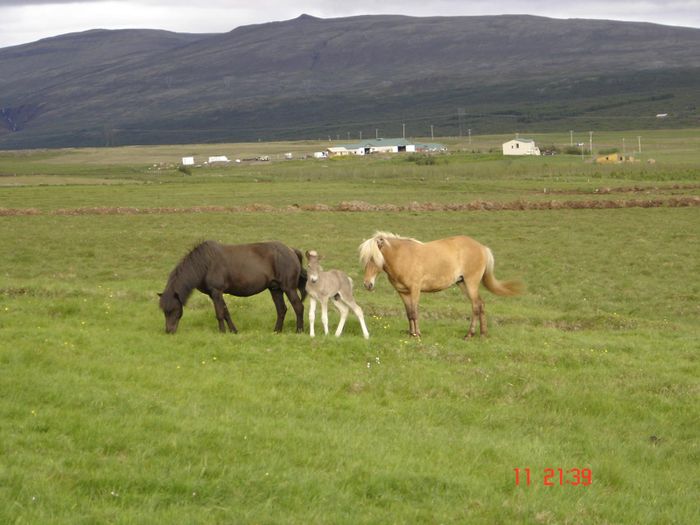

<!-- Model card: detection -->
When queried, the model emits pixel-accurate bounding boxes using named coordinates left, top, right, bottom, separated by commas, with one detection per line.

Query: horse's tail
left=482, top=247, right=523, bottom=296
left=294, top=248, right=308, bottom=301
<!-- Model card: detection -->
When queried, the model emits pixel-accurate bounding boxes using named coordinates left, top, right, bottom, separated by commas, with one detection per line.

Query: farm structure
left=327, top=138, right=445, bottom=157
left=595, top=153, right=637, bottom=164
left=502, top=138, right=541, bottom=156
left=207, top=155, right=230, bottom=164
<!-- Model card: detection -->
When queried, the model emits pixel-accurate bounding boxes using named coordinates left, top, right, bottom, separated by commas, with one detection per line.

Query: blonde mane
left=358, top=231, right=422, bottom=267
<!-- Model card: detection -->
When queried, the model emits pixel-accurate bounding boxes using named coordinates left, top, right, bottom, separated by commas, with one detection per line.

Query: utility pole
left=375, top=129, right=379, bottom=140
left=637, top=136, right=642, bottom=155
left=589, top=131, right=593, bottom=159
left=430, top=125, right=434, bottom=140
left=402, top=123, right=406, bottom=139
left=468, top=128, right=472, bottom=145
left=570, top=130, right=573, bottom=147
left=359, top=131, right=362, bottom=140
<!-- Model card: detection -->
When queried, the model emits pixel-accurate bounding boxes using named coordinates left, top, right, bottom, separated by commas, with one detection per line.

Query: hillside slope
left=1, top=15, right=699, bottom=148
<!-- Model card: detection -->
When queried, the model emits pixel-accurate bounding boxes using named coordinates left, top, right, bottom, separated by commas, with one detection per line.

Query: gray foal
left=305, top=250, right=370, bottom=339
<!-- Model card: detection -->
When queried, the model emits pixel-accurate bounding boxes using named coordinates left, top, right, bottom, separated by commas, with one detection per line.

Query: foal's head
left=158, top=289, right=183, bottom=334
left=305, top=250, right=322, bottom=283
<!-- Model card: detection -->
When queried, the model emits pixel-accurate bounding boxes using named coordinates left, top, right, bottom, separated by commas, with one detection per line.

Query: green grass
left=0, top=132, right=698, bottom=523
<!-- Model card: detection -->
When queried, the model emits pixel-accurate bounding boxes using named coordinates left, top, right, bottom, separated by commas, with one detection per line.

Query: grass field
left=1, top=130, right=698, bottom=524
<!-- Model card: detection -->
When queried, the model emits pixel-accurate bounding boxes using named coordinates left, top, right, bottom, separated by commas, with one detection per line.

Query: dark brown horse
left=159, top=240, right=307, bottom=334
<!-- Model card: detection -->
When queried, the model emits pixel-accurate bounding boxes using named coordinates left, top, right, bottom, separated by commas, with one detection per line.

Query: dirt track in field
left=1, top=197, right=698, bottom=217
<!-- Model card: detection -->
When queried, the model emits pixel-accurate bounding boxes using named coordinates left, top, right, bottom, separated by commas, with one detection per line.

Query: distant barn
left=327, top=138, right=445, bottom=157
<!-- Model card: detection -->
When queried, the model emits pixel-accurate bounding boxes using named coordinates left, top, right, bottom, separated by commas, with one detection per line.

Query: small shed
left=181, top=156, right=195, bottom=166
left=207, top=155, right=230, bottom=164
left=502, top=139, right=541, bottom=156
left=596, top=153, right=624, bottom=164
left=327, top=147, right=353, bottom=157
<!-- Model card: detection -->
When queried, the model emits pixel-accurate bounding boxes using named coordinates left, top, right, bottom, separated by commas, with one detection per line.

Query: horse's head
left=362, top=258, right=382, bottom=291
left=158, top=290, right=183, bottom=334
left=358, top=235, right=386, bottom=291
left=305, top=250, right=322, bottom=283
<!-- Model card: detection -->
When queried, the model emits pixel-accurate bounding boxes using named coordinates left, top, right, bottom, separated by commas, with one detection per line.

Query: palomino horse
left=159, top=240, right=306, bottom=334
left=358, top=232, right=521, bottom=338
left=305, top=250, right=370, bottom=339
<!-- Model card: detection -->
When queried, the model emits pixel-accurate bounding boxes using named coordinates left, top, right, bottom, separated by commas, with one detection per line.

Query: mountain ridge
left=1, top=14, right=699, bottom=148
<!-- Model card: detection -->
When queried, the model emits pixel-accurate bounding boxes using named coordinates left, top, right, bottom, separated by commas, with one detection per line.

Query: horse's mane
left=358, top=231, right=422, bottom=267
left=162, top=240, right=220, bottom=306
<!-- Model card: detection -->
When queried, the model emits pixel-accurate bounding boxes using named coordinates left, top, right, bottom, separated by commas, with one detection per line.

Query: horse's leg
left=269, top=289, right=287, bottom=332
left=399, top=291, right=421, bottom=337
left=308, top=296, right=317, bottom=337
left=458, top=280, right=485, bottom=338
left=210, top=290, right=237, bottom=333
left=332, top=296, right=349, bottom=337
left=343, top=294, right=369, bottom=339
left=412, top=294, right=422, bottom=337
left=320, top=296, right=330, bottom=335
left=283, top=288, right=305, bottom=333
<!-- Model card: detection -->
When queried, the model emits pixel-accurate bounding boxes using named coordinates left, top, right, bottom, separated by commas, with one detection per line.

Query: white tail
left=482, top=247, right=523, bottom=296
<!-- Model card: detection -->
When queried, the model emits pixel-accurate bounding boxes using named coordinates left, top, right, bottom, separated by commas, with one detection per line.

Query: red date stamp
left=514, top=467, right=592, bottom=486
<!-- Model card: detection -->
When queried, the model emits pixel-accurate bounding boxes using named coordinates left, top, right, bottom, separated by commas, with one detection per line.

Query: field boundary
left=1, top=196, right=698, bottom=216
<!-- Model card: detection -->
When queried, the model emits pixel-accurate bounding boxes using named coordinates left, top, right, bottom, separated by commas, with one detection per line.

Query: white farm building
left=207, top=155, right=230, bottom=164
left=327, top=138, right=445, bottom=157
left=502, top=138, right=541, bottom=156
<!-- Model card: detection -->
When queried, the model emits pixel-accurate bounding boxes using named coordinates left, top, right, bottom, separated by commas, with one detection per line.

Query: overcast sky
left=2, top=0, right=700, bottom=49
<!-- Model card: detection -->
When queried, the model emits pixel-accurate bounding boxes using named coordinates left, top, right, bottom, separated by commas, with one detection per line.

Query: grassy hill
left=1, top=15, right=699, bottom=148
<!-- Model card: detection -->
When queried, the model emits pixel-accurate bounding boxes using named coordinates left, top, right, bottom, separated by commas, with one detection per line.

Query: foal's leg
left=320, top=296, right=331, bottom=336
left=210, top=290, right=237, bottom=333
left=269, top=289, right=287, bottom=332
left=308, top=296, right=318, bottom=337
left=340, top=293, right=370, bottom=339
left=332, top=296, right=350, bottom=337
